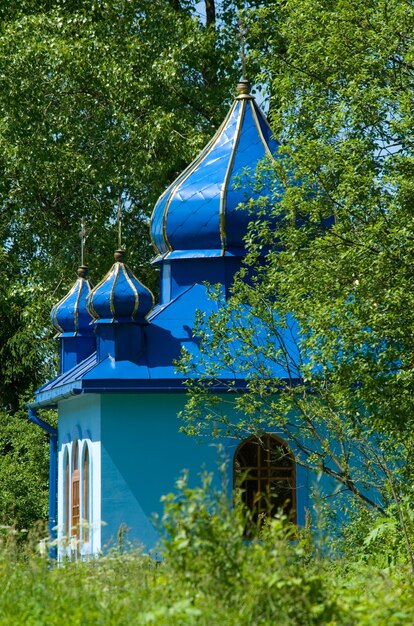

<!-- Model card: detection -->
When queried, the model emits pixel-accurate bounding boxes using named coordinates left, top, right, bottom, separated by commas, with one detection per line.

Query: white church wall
left=57, top=394, right=102, bottom=558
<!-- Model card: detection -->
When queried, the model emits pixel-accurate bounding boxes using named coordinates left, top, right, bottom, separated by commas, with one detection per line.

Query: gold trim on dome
left=150, top=100, right=238, bottom=255
left=86, top=290, right=99, bottom=321
left=162, top=102, right=237, bottom=252
left=149, top=89, right=274, bottom=259
left=125, top=263, right=155, bottom=312
left=73, top=279, right=84, bottom=332
left=249, top=99, right=275, bottom=161
left=52, top=303, right=65, bottom=334
left=87, top=265, right=115, bottom=321
left=80, top=279, right=93, bottom=328
left=121, top=263, right=139, bottom=320
left=251, top=98, right=275, bottom=134
left=149, top=227, right=161, bottom=256
left=52, top=280, right=80, bottom=333
left=109, top=263, right=121, bottom=319
left=149, top=182, right=174, bottom=255
left=220, top=98, right=246, bottom=255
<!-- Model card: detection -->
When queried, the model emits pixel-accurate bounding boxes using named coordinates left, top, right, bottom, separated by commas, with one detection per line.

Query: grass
left=1, top=476, right=414, bottom=625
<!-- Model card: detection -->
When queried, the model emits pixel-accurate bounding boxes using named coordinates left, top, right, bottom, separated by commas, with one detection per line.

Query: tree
left=179, top=0, right=414, bottom=554
left=0, top=0, right=244, bottom=527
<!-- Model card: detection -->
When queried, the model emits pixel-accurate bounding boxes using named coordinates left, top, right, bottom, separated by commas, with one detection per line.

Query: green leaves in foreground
left=179, top=0, right=414, bottom=534
left=0, top=473, right=414, bottom=625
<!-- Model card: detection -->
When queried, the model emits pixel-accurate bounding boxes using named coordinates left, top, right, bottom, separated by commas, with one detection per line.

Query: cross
left=117, top=197, right=123, bottom=249
left=238, top=12, right=248, bottom=81
left=79, top=218, right=87, bottom=266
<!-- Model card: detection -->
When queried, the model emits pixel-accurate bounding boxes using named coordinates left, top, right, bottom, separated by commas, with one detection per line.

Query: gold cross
left=117, top=198, right=123, bottom=249
left=238, top=11, right=248, bottom=81
left=79, top=218, right=87, bottom=266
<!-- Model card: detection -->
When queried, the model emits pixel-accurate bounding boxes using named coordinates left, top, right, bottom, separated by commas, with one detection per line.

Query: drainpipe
left=28, top=407, right=57, bottom=560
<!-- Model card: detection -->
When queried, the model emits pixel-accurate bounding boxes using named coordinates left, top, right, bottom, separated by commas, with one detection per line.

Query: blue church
left=29, top=81, right=313, bottom=557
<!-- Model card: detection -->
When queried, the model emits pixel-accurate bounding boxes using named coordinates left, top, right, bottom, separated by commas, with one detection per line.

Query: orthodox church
left=29, top=80, right=313, bottom=557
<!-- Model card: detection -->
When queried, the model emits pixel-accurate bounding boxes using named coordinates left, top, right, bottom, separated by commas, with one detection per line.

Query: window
left=64, top=449, right=70, bottom=536
left=82, top=445, right=90, bottom=542
left=71, top=442, right=80, bottom=538
left=62, top=440, right=92, bottom=550
left=234, top=434, right=296, bottom=524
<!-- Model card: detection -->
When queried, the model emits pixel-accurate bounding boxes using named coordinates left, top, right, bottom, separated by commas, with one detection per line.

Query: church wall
left=58, top=393, right=102, bottom=556
left=55, top=391, right=338, bottom=556
left=100, top=393, right=235, bottom=551
left=99, top=393, right=314, bottom=550
left=54, top=389, right=341, bottom=558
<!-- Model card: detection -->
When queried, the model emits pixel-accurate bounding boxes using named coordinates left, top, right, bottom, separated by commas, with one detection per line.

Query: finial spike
left=117, top=197, right=123, bottom=249
left=238, top=9, right=248, bottom=81
left=79, top=218, right=87, bottom=266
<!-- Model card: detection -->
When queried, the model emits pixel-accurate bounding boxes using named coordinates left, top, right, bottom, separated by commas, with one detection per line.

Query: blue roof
left=150, top=81, right=281, bottom=261
left=87, top=250, right=154, bottom=324
left=33, top=282, right=301, bottom=407
left=50, top=266, right=94, bottom=336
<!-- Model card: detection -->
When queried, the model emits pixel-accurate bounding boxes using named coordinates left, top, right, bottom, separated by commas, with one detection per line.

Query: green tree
left=0, top=0, right=242, bottom=527
left=179, top=0, right=414, bottom=561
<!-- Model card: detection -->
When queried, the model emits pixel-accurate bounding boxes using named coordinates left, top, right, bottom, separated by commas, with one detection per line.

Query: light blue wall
left=58, top=394, right=102, bottom=555
left=57, top=391, right=333, bottom=554
left=59, top=394, right=101, bottom=443
left=100, top=393, right=226, bottom=550
left=100, top=393, right=313, bottom=550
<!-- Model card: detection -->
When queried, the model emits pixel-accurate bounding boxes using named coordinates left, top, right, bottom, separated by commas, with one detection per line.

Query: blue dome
left=87, top=250, right=154, bottom=324
left=51, top=266, right=94, bottom=336
left=150, top=80, right=281, bottom=260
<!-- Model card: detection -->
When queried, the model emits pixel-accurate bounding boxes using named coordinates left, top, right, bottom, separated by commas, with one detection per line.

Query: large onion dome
left=150, top=80, right=280, bottom=260
left=51, top=266, right=94, bottom=335
left=87, top=249, right=154, bottom=324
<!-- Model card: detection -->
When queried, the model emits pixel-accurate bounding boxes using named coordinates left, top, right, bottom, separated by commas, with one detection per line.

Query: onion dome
left=51, top=266, right=94, bottom=335
left=87, top=249, right=154, bottom=324
left=151, top=80, right=280, bottom=260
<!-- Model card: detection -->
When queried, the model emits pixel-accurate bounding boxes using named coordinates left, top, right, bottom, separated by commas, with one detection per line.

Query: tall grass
left=0, top=474, right=413, bottom=625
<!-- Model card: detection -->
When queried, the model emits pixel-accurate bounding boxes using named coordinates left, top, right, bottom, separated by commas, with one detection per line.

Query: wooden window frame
left=71, top=442, right=80, bottom=539
left=233, top=434, right=297, bottom=524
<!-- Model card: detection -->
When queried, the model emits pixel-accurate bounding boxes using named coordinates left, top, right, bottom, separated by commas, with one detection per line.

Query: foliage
left=160, top=471, right=338, bottom=625
left=0, top=0, right=242, bottom=527
left=245, top=0, right=414, bottom=441
left=0, top=408, right=53, bottom=530
left=0, top=475, right=414, bottom=624
left=0, top=0, right=240, bottom=284
left=178, top=0, right=414, bottom=568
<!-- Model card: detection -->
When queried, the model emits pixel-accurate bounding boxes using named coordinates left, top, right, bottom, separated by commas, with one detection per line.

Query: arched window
left=64, top=449, right=70, bottom=536
left=234, top=434, right=296, bottom=524
left=71, top=442, right=80, bottom=538
left=82, top=445, right=90, bottom=542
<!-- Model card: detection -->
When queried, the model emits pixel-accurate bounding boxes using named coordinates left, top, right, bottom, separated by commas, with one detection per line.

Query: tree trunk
left=205, top=0, right=216, bottom=28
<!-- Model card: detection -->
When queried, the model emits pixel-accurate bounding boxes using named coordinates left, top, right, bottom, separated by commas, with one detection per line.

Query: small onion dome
left=150, top=80, right=281, bottom=260
left=87, top=249, right=154, bottom=324
left=51, top=266, right=94, bottom=335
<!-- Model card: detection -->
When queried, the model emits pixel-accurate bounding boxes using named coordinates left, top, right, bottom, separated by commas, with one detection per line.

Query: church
left=28, top=80, right=314, bottom=557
